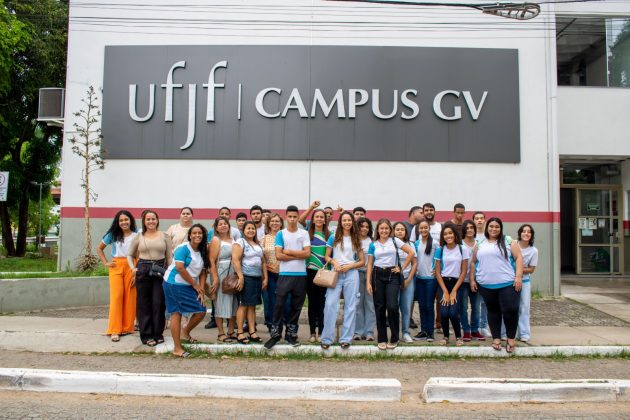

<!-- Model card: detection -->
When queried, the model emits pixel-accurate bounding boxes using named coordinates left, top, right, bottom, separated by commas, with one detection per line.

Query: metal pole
left=38, top=183, right=42, bottom=249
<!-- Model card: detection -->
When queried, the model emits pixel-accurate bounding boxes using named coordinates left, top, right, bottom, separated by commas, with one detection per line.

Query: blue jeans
left=399, top=276, right=415, bottom=336
left=321, top=269, right=360, bottom=345
left=479, top=298, right=488, bottom=329
left=354, top=270, right=376, bottom=338
left=438, top=277, right=463, bottom=339
left=459, top=282, right=480, bottom=333
left=415, top=277, right=437, bottom=335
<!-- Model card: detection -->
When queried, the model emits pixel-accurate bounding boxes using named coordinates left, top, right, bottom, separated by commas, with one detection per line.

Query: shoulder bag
left=221, top=239, right=240, bottom=295
left=314, top=261, right=338, bottom=288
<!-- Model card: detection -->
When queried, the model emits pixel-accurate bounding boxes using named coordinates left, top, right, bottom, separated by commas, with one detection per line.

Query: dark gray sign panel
left=101, top=45, right=519, bottom=162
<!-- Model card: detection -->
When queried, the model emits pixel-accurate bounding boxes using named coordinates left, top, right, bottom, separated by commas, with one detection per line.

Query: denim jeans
left=354, top=270, right=376, bottom=338
left=263, top=271, right=291, bottom=328
left=399, top=277, right=415, bottom=336
left=415, top=277, right=437, bottom=336
left=459, top=282, right=480, bottom=334
left=437, top=277, right=463, bottom=339
left=321, top=269, right=360, bottom=345
left=518, top=281, right=531, bottom=339
left=372, top=267, right=401, bottom=344
left=479, top=298, right=488, bottom=329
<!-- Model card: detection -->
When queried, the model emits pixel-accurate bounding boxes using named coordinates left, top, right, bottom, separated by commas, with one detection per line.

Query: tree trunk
left=15, top=195, right=29, bottom=256
left=0, top=203, right=16, bottom=256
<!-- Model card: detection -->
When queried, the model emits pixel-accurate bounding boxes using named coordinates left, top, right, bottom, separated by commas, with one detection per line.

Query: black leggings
left=478, top=284, right=520, bottom=340
left=372, top=267, right=401, bottom=344
left=306, top=269, right=326, bottom=335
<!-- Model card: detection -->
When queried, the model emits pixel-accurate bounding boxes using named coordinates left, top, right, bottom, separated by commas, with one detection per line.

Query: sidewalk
left=1, top=293, right=629, bottom=354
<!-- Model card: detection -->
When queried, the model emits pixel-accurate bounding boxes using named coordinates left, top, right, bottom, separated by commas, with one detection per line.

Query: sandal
left=506, top=341, right=516, bottom=354
left=146, top=339, right=157, bottom=347
left=340, top=342, right=351, bottom=349
left=439, top=338, right=449, bottom=346
left=173, top=351, right=191, bottom=358
left=377, top=342, right=387, bottom=351
left=491, top=340, right=502, bottom=351
left=111, top=334, right=120, bottom=342
left=217, top=334, right=234, bottom=343
left=386, top=342, right=398, bottom=350
left=321, top=343, right=331, bottom=349
left=236, top=333, right=250, bottom=344
left=181, top=336, right=198, bottom=344
left=456, top=338, right=464, bottom=347
left=248, top=333, right=262, bottom=343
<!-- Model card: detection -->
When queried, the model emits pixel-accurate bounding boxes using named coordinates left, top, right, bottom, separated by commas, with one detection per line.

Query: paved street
left=0, top=350, right=629, bottom=418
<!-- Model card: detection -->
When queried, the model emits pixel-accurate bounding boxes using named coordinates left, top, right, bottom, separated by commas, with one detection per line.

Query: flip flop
left=173, top=351, right=190, bottom=358
left=491, top=340, right=502, bottom=351
left=111, top=334, right=120, bottom=342
left=146, top=339, right=157, bottom=347
left=506, top=342, right=516, bottom=354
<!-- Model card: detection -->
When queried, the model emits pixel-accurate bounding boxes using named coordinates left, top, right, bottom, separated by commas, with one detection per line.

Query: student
left=403, top=206, right=423, bottom=240
left=320, top=212, right=365, bottom=349
left=250, top=205, right=265, bottom=241
left=472, top=211, right=490, bottom=337
left=305, top=208, right=330, bottom=342
left=366, top=219, right=414, bottom=350
left=353, top=206, right=366, bottom=219
left=127, top=210, right=172, bottom=347
left=448, top=203, right=466, bottom=238
left=265, top=205, right=311, bottom=349
left=261, top=213, right=284, bottom=331
left=434, top=223, right=470, bottom=346
left=393, top=222, right=417, bottom=343
left=353, top=217, right=376, bottom=341
left=323, top=206, right=334, bottom=225
left=162, top=224, right=209, bottom=357
left=298, top=200, right=320, bottom=228
left=166, top=207, right=194, bottom=250
left=208, top=207, right=241, bottom=242
left=459, top=220, right=485, bottom=342
left=413, top=220, right=438, bottom=342
left=470, top=217, right=524, bottom=353
left=208, top=216, right=238, bottom=342
left=516, top=224, right=538, bottom=343
left=262, top=209, right=271, bottom=230
left=235, top=212, right=248, bottom=234
left=232, top=221, right=267, bottom=344
left=423, top=202, right=442, bottom=330
left=97, top=210, right=138, bottom=342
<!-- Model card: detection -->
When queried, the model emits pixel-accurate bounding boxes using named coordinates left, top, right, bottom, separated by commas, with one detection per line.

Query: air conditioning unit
left=38, top=88, right=65, bottom=126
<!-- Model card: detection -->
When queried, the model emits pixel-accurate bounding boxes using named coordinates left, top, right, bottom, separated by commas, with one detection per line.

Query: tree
left=69, top=86, right=105, bottom=271
left=0, top=0, right=67, bottom=256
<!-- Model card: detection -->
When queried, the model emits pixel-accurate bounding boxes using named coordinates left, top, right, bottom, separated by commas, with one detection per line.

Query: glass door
left=576, top=188, right=623, bottom=274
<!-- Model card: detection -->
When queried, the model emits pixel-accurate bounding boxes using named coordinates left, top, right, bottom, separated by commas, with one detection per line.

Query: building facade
left=60, top=0, right=630, bottom=294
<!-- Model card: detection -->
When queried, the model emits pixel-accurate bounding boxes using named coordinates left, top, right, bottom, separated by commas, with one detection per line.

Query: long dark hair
left=485, top=217, right=509, bottom=259
left=417, top=220, right=433, bottom=255
left=392, top=221, right=410, bottom=243
left=308, top=209, right=330, bottom=241
left=141, top=210, right=159, bottom=234
left=187, top=223, right=210, bottom=269
left=518, top=223, right=535, bottom=246
left=104, top=210, right=136, bottom=243
left=440, top=222, right=462, bottom=247
left=241, top=221, right=260, bottom=245
left=356, top=217, right=373, bottom=239
left=333, top=211, right=361, bottom=251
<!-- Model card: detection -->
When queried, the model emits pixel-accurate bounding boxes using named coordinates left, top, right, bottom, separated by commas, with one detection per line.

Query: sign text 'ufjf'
left=102, top=46, right=520, bottom=162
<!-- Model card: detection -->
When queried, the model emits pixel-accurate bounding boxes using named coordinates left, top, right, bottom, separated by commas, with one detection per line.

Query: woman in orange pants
left=97, top=210, right=138, bottom=342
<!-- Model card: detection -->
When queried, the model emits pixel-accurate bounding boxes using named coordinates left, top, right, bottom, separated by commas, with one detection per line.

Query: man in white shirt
left=250, top=205, right=266, bottom=241
left=423, top=203, right=442, bottom=243
left=265, top=205, right=311, bottom=350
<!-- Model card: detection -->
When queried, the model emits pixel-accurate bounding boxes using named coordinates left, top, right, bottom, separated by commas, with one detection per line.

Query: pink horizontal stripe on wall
left=60, top=207, right=561, bottom=223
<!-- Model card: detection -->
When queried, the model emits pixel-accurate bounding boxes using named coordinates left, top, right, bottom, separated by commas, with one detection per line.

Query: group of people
left=97, top=202, right=538, bottom=357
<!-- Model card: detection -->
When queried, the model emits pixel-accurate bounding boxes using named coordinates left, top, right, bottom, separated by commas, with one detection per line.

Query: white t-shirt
left=429, top=222, right=442, bottom=243
left=102, top=231, right=137, bottom=258
left=475, top=239, right=516, bottom=288
left=235, top=238, right=264, bottom=277
left=462, top=241, right=475, bottom=282
left=275, top=228, right=311, bottom=276
left=520, top=244, right=538, bottom=283
left=368, top=237, right=406, bottom=268
left=415, top=238, right=437, bottom=279
left=326, top=235, right=358, bottom=266
left=359, top=237, right=372, bottom=272
left=164, top=243, right=204, bottom=285
left=397, top=241, right=416, bottom=277
left=434, top=245, right=471, bottom=279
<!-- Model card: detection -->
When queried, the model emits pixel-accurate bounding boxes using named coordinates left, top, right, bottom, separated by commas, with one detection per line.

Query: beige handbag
left=314, top=263, right=338, bottom=288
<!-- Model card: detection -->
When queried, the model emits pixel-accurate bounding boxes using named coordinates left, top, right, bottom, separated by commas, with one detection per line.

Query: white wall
left=557, top=87, right=630, bottom=158
left=62, top=0, right=558, bottom=214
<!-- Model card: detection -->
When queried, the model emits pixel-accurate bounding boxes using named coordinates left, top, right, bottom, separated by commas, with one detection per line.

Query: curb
left=422, top=377, right=630, bottom=403
left=0, top=368, right=401, bottom=402
left=155, top=340, right=630, bottom=358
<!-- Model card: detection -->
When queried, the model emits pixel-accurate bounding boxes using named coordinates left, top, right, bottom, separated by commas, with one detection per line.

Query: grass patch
left=0, top=256, right=57, bottom=273
left=531, top=290, right=544, bottom=300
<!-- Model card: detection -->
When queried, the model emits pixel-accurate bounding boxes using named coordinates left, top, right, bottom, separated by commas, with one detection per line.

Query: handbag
left=143, top=233, right=167, bottom=278
left=314, top=262, right=338, bottom=288
left=221, top=240, right=240, bottom=295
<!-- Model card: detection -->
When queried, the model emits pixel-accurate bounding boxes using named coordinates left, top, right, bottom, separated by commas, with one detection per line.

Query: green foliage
left=0, top=255, right=56, bottom=272
left=0, top=0, right=67, bottom=256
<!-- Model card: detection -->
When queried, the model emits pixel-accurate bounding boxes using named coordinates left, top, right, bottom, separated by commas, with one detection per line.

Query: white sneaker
left=480, top=327, right=492, bottom=338
left=403, top=333, right=413, bottom=343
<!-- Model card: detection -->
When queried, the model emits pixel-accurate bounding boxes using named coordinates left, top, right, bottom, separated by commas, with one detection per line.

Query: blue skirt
left=163, top=281, right=206, bottom=315
left=238, top=275, right=262, bottom=306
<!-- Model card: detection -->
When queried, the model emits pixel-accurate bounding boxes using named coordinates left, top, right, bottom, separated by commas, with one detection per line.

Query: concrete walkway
left=562, top=275, right=630, bottom=323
